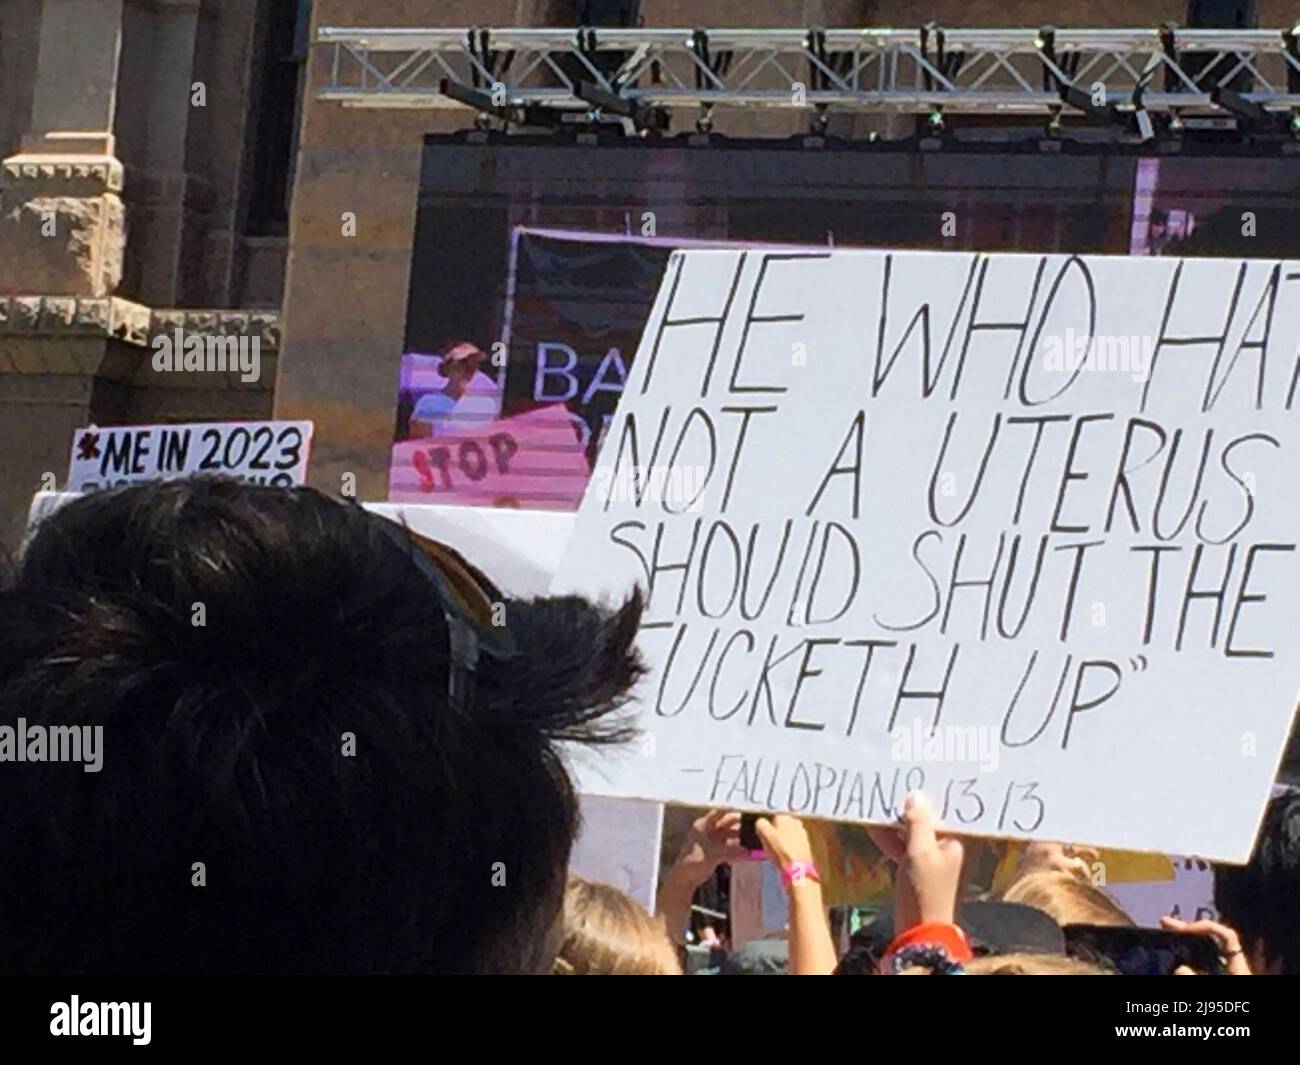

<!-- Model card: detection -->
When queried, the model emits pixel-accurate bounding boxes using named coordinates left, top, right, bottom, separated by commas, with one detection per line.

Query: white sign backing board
left=552, top=248, right=1300, bottom=862
left=67, top=421, right=313, bottom=491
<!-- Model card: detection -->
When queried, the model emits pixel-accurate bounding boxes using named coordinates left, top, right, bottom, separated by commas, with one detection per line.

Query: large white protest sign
left=67, top=421, right=312, bottom=491
left=552, top=248, right=1300, bottom=861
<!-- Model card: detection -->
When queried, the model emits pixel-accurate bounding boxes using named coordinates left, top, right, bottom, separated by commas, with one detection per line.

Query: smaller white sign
left=569, top=796, right=664, bottom=912
left=67, top=421, right=313, bottom=491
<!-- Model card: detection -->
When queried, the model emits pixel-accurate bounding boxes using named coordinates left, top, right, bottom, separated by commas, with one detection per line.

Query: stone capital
left=0, top=295, right=150, bottom=349
left=0, top=295, right=282, bottom=353
left=0, top=151, right=126, bottom=298
left=2, top=153, right=125, bottom=197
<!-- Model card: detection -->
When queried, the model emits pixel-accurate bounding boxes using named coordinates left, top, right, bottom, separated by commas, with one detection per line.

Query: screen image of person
left=407, top=342, right=502, bottom=437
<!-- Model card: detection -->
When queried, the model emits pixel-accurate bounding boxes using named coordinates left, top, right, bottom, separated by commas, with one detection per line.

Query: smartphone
left=1063, top=923, right=1226, bottom=976
left=739, top=813, right=764, bottom=856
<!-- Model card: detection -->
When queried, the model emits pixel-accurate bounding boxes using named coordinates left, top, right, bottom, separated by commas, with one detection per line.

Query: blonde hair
left=1001, top=871, right=1134, bottom=927
left=553, top=876, right=682, bottom=975
left=964, top=952, right=1112, bottom=975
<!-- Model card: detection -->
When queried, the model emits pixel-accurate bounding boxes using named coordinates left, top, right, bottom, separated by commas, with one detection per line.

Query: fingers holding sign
left=869, top=791, right=965, bottom=930
left=902, top=791, right=966, bottom=926
left=752, top=813, right=816, bottom=871
left=681, top=808, right=750, bottom=879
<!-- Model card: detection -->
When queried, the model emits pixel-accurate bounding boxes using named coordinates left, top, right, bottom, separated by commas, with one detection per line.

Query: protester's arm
left=655, top=809, right=746, bottom=947
left=868, top=791, right=970, bottom=973
left=755, top=815, right=838, bottom=976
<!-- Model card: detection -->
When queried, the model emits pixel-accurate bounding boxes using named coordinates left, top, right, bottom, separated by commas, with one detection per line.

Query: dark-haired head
left=0, top=478, right=643, bottom=973
left=1214, top=790, right=1300, bottom=976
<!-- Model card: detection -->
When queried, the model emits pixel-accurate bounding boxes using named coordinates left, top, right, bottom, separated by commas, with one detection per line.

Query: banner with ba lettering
left=553, top=248, right=1300, bottom=861
left=389, top=229, right=672, bottom=508
left=506, top=229, right=670, bottom=459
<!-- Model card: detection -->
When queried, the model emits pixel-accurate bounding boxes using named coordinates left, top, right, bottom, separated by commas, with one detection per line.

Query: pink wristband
left=781, top=861, right=820, bottom=888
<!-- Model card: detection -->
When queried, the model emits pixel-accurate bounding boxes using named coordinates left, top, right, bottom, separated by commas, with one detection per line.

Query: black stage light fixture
left=573, top=80, right=669, bottom=133
left=437, top=78, right=565, bottom=130
left=1211, top=85, right=1290, bottom=135
left=1058, top=79, right=1154, bottom=142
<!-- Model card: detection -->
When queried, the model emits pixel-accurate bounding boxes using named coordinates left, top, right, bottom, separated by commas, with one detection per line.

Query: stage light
left=1212, top=86, right=1290, bottom=135
left=1059, top=84, right=1109, bottom=122
left=438, top=78, right=568, bottom=130
left=573, top=81, right=670, bottom=133
left=1212, top=86, right=1270, bottom=124
left=1058, top=81, right=1153, bottom=142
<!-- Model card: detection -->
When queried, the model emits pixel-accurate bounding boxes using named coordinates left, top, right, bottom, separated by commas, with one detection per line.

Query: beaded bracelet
left=887, top=944, right=967, bottom=975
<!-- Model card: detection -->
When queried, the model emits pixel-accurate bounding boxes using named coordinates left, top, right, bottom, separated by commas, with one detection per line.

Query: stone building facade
left=1, top=0, right=1287, bottom=538
left=0, top=0, right=303, bottom=537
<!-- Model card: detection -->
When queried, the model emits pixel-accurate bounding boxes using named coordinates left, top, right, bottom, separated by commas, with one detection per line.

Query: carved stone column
left=0, top=0, right=128, bottom=298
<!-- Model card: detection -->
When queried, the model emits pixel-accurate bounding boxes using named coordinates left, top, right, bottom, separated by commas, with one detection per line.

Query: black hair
left=0, top=478, right=643, bottom=973
left=832, top=929, right=878, bottom=975
left=1214, top=790, right=1300, bottom=975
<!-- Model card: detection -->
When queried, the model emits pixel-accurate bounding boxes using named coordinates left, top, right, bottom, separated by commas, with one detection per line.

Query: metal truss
left=316, top=25, right=1300, bottom=122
